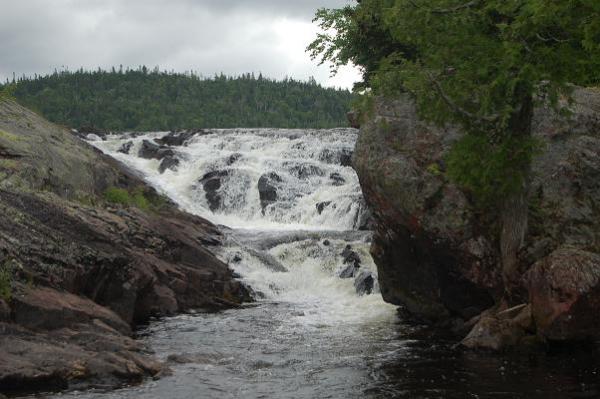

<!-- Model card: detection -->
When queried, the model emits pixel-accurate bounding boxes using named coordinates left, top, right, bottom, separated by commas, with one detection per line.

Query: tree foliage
left=3, top=68, right=354, bottom=130
left=309, top=0, right=600, bottom=201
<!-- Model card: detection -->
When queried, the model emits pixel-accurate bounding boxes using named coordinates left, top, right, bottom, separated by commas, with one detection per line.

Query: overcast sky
left=0, top=0, right=360, bottom=89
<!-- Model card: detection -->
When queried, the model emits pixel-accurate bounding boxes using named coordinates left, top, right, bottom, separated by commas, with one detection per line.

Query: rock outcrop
left=0, top=99, right=250, bottom=395
left=353, top=88, right=600, bottom=348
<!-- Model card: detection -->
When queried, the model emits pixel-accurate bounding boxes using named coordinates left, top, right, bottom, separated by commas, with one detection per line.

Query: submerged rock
left=341, top=245, right=361, bottom=269
left=289, top=164, right=325, bottom=179
left=158, top=156, right=180, bottom=174
left=339, top=149, right=353, bottom=167
left=354, top=271, right=375, bottom=296
left=329, top=172, right=345, bottom=186
left=318, top=148, right=354, bottom=167
left=226, top=153, right=242, bottom=165
left=316, top=201, right=332, bottom=215
left=117, top=141, right=134, bottom=154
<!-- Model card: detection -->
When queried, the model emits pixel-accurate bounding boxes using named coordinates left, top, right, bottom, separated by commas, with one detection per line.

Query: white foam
left=92, top=129, right=397, bottom=327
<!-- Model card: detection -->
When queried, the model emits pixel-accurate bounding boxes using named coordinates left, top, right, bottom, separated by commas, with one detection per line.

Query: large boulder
left=354, top=88, right=600, bottom=344
left=155, top=130, right=203, bottom=147
left=258, top=172, right=282, bottom=210
left=138, top=139, right=174, bottom=160
left=527, top=248, right=600, bottom=341
left=0, top=99, right=250, bottom=394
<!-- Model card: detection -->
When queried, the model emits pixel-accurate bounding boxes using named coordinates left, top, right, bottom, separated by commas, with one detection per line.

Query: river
left=45, top=128, right=600, bottom=399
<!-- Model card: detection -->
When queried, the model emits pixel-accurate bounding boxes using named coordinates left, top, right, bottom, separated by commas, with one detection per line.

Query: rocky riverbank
left=354, top=87, right=600, bottom=350
left=0, top=99, right=250, bottom=396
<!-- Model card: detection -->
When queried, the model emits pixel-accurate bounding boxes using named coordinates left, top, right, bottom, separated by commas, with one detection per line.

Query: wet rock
left=258, top=172, right=282, bottom=210
left=339, top=245, right=361, bottom=279
left=340, top=149, right=353, bottom=167
left=355, top=206, right=375, bottom=231
left=527, top=248, right=600, bottom=341
left=318, top=148, right=354, bottom=167
left=289, top=164, right=325, bottom=179
left=354, top=271, right=375, bottom=296
left=244, top=248, right=287, bottom=273
left=138, top=139, right=174, bottom=160
left=199, top=170, right=229, bottom=211
left=461, top=305, right=535, bottom=351
left=158, top=156, right=180, bottom=174
left=316, top=201, right=332, bottom=215
left=155, top=130, right=199, bottom=147
left=117, top=141, right=134, bottom=154
left=329, top=172, right=345, bottom=186
left=339, top=264, right=358, bottom=279
left=75, top=126, right=108, bottom=140
left=341, top=245, right=361, bottom=269
left=226, top=153, right=242, bottom=165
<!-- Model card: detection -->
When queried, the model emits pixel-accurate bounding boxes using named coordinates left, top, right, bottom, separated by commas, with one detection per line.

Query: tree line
left=2, top=68, right=354, bottom=131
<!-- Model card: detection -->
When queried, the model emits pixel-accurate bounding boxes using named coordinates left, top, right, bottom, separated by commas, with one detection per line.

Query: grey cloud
left=0, top=0, right=358, bottom=87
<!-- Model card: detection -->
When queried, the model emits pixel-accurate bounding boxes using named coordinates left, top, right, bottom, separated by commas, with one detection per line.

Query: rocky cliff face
left=354, top=88, right=600, bottom=349
left=0, top=99, right=250, bottom=395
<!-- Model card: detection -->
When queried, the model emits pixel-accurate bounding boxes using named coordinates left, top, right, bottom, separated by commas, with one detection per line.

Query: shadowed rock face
left=354, top=88, right=600, bottom=348
left=0, top=99, right=250, bottom=395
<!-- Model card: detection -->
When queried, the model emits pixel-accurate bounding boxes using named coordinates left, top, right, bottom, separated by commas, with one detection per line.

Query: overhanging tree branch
left=407, top=0, right=481, bottom=14
left=426, top=72, right=499, bottom=125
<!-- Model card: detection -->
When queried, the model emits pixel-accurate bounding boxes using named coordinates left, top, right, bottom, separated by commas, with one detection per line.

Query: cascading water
left=91, top=128, right=390, bottom=312
left=48, top=129, right=600, bottom=399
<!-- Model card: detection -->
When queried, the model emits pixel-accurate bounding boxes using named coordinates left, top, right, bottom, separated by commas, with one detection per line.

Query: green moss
left=104, top=187, right=131, bottom=205
left=104, top=186, right=165, bottom=212
left=131, top=188, right=150, bottom=211
left=426, top=163, right=443, bottom=176
left=0, top=129, right=21, bottom=142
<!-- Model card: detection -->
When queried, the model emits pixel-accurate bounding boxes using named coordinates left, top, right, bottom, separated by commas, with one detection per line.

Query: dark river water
left=44, top=303, right=599, bottom=399
left=37, top=129, right=600, bottom=399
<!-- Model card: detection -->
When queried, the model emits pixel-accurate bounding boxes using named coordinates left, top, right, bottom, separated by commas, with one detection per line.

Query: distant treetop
left=4, top=67, right=354, bottom=131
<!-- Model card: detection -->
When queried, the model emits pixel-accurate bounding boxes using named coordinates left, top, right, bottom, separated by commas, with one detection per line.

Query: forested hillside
left=3, top=68, right=354, bottom=130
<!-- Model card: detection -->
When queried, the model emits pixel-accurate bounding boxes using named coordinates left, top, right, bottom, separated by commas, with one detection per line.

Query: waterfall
left=90, top=128, right=394, bottom=324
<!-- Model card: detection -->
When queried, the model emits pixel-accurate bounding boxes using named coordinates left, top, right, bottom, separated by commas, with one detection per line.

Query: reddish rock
left=12, top=286, right=130, bottom=334
left=527, top=248, right=600, bottom=341
left=0, top=98, right=251, bottom=395
left=354, top=87, right=600, bottom=346
left=461, top=305, right=535, bottom=351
